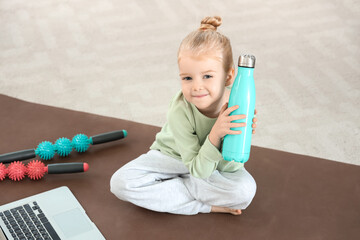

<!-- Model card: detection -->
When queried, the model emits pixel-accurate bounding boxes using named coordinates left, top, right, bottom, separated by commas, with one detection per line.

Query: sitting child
left=110, top=16, right=257, bottom=215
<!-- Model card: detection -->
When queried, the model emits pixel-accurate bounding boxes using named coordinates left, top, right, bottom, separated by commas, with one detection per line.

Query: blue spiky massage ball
left=72, top=134, right=91, bottom=153
left=35, top=141, right=56, bottom=160
left=55, top=137, right=73, bottom=157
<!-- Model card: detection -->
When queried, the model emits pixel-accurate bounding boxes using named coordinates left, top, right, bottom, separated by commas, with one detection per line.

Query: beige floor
left=0, top=0, right=359, bottom=165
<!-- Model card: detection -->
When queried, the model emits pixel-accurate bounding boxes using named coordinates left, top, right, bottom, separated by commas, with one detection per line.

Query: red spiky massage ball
left=7, top=161, right=27, bottom=181
left=0, top=163, right=7, bottom=181
left=26, top=160, right=47, bottom=180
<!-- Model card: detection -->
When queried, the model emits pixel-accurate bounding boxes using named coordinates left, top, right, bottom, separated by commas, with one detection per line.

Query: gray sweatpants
left=110, top=150, right=256, bottom=215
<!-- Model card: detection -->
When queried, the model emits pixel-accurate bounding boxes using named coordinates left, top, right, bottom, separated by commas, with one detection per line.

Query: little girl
left=110, top=16, right=257, bottom=215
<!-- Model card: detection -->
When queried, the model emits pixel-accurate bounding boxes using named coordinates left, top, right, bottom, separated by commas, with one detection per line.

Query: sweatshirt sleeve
left=167, top=101, right=223, bottom=179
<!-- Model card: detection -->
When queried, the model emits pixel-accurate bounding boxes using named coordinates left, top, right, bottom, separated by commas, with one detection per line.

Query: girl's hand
left=252, top=109, right=257, bottom=134
left=209, top=103, right=246, bottom=149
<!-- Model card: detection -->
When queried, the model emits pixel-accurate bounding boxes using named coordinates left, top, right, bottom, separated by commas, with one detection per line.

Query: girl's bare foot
left=211, top=206, right=242, bottom=215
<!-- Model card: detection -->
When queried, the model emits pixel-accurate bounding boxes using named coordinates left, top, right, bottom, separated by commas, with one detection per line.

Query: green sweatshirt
left=150, top=91, right=243, bottom=179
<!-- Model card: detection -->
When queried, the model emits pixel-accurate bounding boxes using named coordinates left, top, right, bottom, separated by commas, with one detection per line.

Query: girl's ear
left=225, top=67, right=235, bottom=86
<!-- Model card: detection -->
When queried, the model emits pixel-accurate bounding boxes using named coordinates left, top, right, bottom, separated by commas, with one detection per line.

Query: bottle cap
left=238, top=54, right=256, bottom=68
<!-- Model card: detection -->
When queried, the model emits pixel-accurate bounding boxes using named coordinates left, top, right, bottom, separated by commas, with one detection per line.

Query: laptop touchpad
left=53, top=208, right=94, bottom=238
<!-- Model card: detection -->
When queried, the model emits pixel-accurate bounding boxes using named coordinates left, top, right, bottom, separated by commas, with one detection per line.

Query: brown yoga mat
left=0, top=94, right=359, bottom=240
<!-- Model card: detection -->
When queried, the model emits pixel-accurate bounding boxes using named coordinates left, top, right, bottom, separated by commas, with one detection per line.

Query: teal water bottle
left=222, top=54, right=256, bottom=163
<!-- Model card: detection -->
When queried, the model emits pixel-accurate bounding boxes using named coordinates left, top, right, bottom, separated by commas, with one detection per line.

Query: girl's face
left=178, top=51, right=234, bottom=117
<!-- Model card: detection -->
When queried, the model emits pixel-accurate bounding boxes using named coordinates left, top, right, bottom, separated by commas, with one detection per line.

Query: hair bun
left=199, top=16, right=222, bottom=31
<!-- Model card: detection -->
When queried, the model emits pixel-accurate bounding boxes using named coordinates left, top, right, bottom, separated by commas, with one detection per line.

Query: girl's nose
left=192, top=78, right=203, bottom=91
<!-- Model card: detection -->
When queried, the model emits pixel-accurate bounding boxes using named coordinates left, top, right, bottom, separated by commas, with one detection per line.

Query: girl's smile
left=192, top=94, right=209, bottom=98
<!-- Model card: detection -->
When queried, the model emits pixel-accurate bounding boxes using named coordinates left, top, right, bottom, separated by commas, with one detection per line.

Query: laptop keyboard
left=0, top=201, right=60, bottom=240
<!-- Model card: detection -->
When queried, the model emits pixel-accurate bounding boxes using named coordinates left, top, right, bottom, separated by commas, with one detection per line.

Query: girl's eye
left=203, top=75, right=213, bottom=79
left=182, top=77, right=192, bottom=81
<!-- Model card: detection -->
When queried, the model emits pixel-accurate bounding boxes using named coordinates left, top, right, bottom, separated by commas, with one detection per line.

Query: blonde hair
left=178, top=16, right=234, bottom=73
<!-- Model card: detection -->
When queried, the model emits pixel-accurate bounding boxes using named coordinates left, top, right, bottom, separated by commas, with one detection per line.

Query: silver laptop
left=0, top=186, right=105, bottom=240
